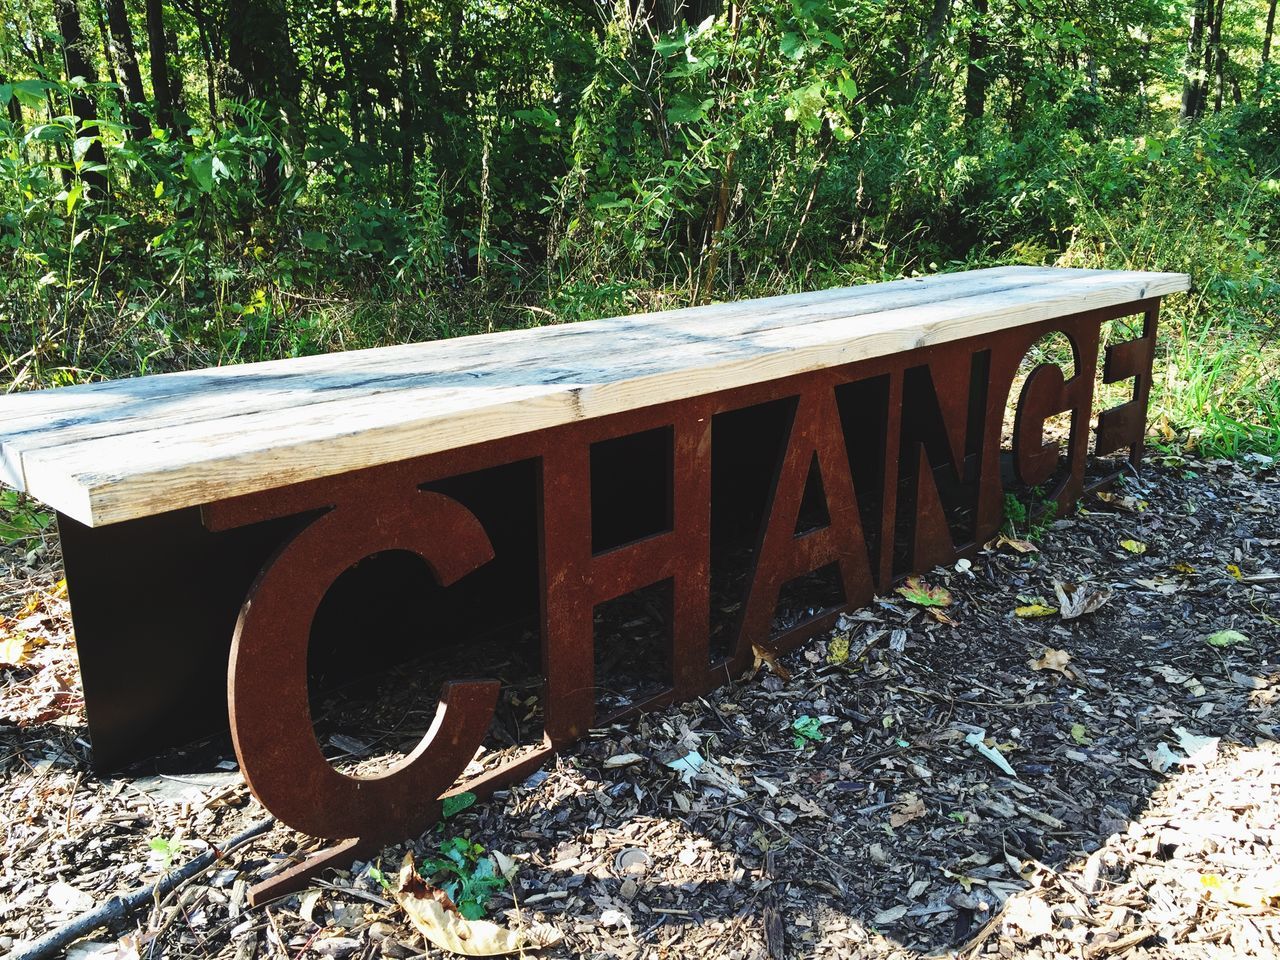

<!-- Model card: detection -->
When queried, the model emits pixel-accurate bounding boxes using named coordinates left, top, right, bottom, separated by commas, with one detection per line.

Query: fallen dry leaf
left=1002, top=893, right=1054, bottom=938
left=927, top=607, right=957, bottom=626
left=1173, top=727, right=1220, bottom=767
left=751, top=643, right=791, bottom=682
left=1119, top=538, right=1147, bottom=554
left=0, top=632, right=43, bottom=668
left=889, top=792, right=926, bottom=827
left=1200, top=870, right=1280, bottom=908
left=997, top=533, right=1039, bottom=554
left=1097, top=490, right=1147, bottom=512
left=1052, top=581, right=1110, bottom=620
left=394, top=854, right=560, bottom=956
left=872, top=904, right=908, bottom=925
left=1029, top=647, right=1072, bottom=676
left=603, top=753, right=645, bottom=768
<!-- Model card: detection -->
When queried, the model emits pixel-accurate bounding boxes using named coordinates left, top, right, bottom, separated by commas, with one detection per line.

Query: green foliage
left=1002, top=494, right=1029, bottom=532
left=1002, top=487, right=1058, bottom=540
left=367, top=864, right=391, bottom=890
left=0, top=491, right=52, bottom=545
left=792, top=714, right=827, bottom=748
left=420, top=837, right=506, bottom=919
left=441, top=791, right=477, bottom=819
left=0, top=0, right=1276, bottom=459
left=148, top=834, right=180, bottom=870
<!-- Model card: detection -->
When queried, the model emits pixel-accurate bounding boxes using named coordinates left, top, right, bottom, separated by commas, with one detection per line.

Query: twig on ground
left=10, top=817, right=274, bottom=960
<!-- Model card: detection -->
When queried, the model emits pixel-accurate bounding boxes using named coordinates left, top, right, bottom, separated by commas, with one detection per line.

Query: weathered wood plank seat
left=2, top=266, right=1184, bottom=526
left=0, top=265, right=1189, bottom=901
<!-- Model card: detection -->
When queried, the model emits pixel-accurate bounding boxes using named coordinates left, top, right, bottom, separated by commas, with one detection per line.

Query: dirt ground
left=1, top=451, right=1278, bottom=959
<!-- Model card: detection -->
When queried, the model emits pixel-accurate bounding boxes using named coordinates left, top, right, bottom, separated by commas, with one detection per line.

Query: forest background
left=1, top=0, right=1278, bottom=457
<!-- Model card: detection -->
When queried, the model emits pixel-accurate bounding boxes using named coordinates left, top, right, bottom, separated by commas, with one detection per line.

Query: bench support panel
left=59, top=298, right=1162, bottom=901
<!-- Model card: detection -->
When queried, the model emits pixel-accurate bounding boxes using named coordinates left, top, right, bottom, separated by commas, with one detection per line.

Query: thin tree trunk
left=91, top=0, right=122, bottom=97
left=1180, top=0, right=1206, bottom=120
left=164, top=20, right=188, bottom=120
left=1208, top=0, right=1225, bottom=112
left=963, top=0, right=989, bottom=126
left=145, top=0, right=178, bottom=134
left=1260, top=0, right=1278, bottom=99
left=392, top=0, right=414, bottom=189
left=696, top=148, right=736, bottom=304
left=225, top=0, right=300, bottom=208
left=1214, top=44, right=1226, bottom=111
left=188, top=2, right=219, bottom=116
left=103, top=0, right=148, bottom=138
left=912, top=0, right=950, bottom=96
left=785, top=134, right=833, bottom=262
left=54, top=0, right=108, bottom=193
left=331, top=0, right=361, bottom=144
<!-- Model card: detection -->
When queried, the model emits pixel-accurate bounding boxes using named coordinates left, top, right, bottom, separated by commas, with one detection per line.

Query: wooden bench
left=0, top=265, right=1189, bottom=900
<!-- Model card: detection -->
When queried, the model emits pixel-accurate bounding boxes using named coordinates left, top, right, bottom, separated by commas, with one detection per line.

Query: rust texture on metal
left=56, top=299, right=1163, bottom=903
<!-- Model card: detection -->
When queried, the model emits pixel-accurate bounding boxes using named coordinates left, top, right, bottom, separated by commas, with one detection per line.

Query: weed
left=148, top=834, right=180, bottom=871
left=792, top=714, right=828, bottom=749
left=0, top=491, right=52, bottom=545
left=420, top=837, right=507, bottom=919
left=1002, top=488, right=1058, bottom=541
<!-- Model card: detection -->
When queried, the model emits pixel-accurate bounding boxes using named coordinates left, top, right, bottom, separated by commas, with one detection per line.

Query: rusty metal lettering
left=213, top=486, right=506, bottom=899
left=897, top=350, right=991, bottom=572
left=1095, top=305, right=1160, bottom=464
left=54, top=299, right=1167, bottom=902
left=732, top=388, right=874, bottom=665
left=540, top=415, right=712, bottom=745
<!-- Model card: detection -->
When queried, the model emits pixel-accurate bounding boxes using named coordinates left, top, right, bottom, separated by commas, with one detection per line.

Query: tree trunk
left=226, top=0, right=300, bottom=102
left=103, top=0, right=148, bottom=138
left=0, top=72, right=25, bottom=129
left=1208, top=0, right=1225, bottom=112
left=1261, top=0, right=1278, bottom=99
left=331, top=0, right=361, bottom=144
left=629, top=0, right=721, bottom=34
left=392, top=0, right=414, bottom=190
left=225, top=0, right=300, bottom=207
left=695, top=148, right=737, bottom=304
left=188, top=3, right=219, bottom=117
left=912, top=0, right=951, bottom=96
left=963, top=0, right=989, bottom=126
left=164, top=20, right=188, bottom=120
left=1180, top=0, right=1206, bottom=120
left=54, top=0, right=109, bottom=193
left=91, top=0, right=122, bottom=97
left=145, top=0, right=179, bottom=135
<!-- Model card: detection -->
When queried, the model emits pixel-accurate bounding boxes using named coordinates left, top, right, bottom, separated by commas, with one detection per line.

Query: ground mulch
left=1, top=452, right=1278, bottom=959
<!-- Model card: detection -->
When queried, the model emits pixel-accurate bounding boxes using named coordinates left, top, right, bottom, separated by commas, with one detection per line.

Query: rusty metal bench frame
left=4, top=270, right=1184, bottom=903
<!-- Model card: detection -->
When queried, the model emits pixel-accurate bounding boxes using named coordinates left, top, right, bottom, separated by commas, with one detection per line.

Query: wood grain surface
left=0, top=266, right=1190, bottom=526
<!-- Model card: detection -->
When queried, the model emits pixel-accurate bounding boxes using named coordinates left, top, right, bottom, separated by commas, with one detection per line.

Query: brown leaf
left=927, top=607, right=957, bottom=626
left=394, top=854, right=560, bottom=956
left=751, top=643, right=791, bottom=682
left=0, top=632, right=43, bottom=668
left=889, top=792, right=926, bottom=827
left=1052, top=581, right=1110, bottom=620
left=997, top=533, right=1039, bottom=554
left=1029, top=647, right=1072, bottom=676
